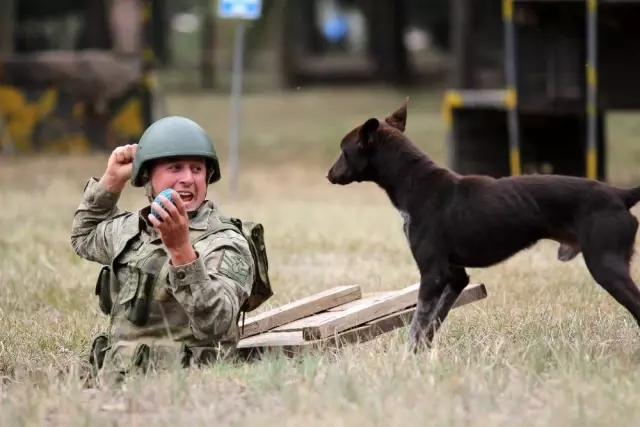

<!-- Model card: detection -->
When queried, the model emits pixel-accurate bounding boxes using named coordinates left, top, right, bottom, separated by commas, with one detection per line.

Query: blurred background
left=3, top=0, right=640, bottom=187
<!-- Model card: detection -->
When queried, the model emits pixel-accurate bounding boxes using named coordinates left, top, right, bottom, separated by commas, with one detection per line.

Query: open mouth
left=177, top=191, right=194, bottom=203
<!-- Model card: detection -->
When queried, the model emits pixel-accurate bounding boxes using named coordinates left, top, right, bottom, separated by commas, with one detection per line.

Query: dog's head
left=326, top=99, right=408, bottom=185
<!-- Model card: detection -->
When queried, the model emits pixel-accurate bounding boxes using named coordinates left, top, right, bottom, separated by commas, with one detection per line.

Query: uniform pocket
left=126, top=272, right=156, bottom=326
left=118, top=263, right=140, bottom=306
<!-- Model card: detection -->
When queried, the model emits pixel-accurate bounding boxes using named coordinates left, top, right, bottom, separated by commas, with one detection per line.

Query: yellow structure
left=0, top=0, right=161, bottom=154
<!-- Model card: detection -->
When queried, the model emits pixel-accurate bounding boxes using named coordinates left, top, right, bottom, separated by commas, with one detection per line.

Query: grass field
left=2, top=87, right=640, bottom=426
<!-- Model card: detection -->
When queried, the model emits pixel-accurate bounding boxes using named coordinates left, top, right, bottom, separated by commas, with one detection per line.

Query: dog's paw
left=407, top=324, right=432, bottom=354
left=405, top=338, right=432, bottom=355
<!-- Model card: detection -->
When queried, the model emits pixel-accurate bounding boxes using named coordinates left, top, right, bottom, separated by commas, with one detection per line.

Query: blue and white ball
left=151, top=188, right=174, bottom=220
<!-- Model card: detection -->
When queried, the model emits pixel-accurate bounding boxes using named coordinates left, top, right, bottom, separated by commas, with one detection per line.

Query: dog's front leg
left=421, top=266, right=470, bottom=344
left=407, top=265, right=450, bottom=353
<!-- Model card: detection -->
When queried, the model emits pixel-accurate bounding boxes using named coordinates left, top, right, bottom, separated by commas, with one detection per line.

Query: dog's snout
left=326, top=167, right=336, bottom=183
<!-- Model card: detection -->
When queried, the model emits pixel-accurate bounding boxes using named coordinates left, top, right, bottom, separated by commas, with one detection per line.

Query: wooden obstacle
left=236, top=283, right=488, bottom=359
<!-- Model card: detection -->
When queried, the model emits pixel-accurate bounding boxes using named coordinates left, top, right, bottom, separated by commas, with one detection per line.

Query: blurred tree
left=150, top=0, right=171, bottom=66
left=243, top=0, right=276, bottom=58
left=338, top=0, right=450, bottom=51
left=15, top=0, right=84, bottom=20
left=0, top=0, right=15, bottom=55
left=407, top=0, right=450, bottom=51
left=166, top=0, right=201, bottom=15
left=200, top=0, right=216, bottom=88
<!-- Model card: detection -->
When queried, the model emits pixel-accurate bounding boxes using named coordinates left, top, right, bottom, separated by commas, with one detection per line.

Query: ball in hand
left=151, top=188, right=174, bottom=221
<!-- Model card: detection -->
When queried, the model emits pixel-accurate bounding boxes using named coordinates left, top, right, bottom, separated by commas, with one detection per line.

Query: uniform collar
left=187, top=200, right=218, bottom=230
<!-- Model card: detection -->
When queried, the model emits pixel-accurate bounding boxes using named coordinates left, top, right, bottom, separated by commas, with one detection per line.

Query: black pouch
left=191, top=346, right=220, bottom=367
left=126, top=272, right=155, bottom=327
left=88, top=332, right=109, bottom=379
left=95, top=266, right=113, bottom=315
left=111, top=342, right=152, bottom=382
left=130, top=343, right=151, bottom=374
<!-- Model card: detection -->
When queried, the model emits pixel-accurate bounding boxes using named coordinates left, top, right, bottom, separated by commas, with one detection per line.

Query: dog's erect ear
left=358, top=118, right=379, bottom=148
left=384, top=97, right=408, bottom=132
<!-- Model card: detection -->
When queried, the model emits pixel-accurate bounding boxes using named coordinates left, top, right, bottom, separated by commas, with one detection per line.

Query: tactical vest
left=90, top=214, right=273, bottom=380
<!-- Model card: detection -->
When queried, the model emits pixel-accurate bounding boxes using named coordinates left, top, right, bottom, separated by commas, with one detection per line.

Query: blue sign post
left=218, top=0, right=262, bottom=20
left=217, top=0, right=262, bottom=196
left=322, top=14, right=348, bottom=43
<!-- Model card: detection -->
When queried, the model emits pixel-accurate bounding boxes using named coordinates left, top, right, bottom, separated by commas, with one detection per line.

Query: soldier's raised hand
left=100, top=144, right=137, bottom=192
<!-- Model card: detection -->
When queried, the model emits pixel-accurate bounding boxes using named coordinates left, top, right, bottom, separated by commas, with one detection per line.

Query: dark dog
left=326, top=99, right=640, bottom=351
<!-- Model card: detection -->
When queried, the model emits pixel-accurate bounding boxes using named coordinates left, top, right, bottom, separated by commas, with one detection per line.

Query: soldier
left=71, top=116, right=262, bottom=384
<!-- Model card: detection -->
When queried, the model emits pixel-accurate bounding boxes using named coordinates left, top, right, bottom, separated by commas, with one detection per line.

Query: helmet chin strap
left=144, top=181, right=155, bottom=203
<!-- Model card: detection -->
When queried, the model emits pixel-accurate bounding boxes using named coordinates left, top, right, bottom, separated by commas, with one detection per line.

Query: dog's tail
left=618, top=185, right=640, bottom=209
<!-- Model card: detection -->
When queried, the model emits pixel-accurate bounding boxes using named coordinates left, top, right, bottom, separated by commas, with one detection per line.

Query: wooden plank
left=236, top=310, right=404, bottom=360
left=335, top=283, right=488, bottom=345
left=238, top=331, right=306, bottom=349
left=235, top=334, right=309, bottom=362
left=237, top=307, right=408, bottom=354
left=271, top=311, right=340, bottom=332
left=450, top=283, right=488, bottom=309
left=236, top=284, right=488, bottom=357
left=302, top=283, right=486, bottom=341
left=300, top=282, right=420, bottom=341
left=322, top=307, right=415, bottom=345
left=237, top=285, right=362, bottom=338
left=317, top=283, right=488, bottom=344
left=273, top=291, right=398, bottom=332
left=326, top=291, right=396, bottom=312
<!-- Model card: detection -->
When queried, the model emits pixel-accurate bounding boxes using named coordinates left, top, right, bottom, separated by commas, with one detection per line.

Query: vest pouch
left=103, top=341, right=151, bottom=379
left=130, top=342, right=151, bottom=373
left=235, top=220, right=273, bottom=313
left=88, top=332, right=109, bottom=379
left=94, top=265, right=113, bottom=315
left=186, top=345, right=221, bottom=367
left=126, top=271, right=156, bottom=327
left=117, top=265, right=145, bottom=324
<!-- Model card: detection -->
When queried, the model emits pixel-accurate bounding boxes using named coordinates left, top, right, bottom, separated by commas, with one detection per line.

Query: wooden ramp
left=236, top=282, right=488, bottom=359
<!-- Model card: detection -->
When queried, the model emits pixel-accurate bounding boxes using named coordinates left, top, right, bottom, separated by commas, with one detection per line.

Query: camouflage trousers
left=88, top=332, right=232, bottom=386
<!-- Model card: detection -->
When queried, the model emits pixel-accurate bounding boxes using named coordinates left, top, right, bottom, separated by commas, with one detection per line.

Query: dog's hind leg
left=581, top=212, right=640, bottom=326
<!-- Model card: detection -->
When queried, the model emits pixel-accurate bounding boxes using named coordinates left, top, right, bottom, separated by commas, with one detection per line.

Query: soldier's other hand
left=107, top=144, right=137, bottom=181
left=148, top=190, right=193, bottom=256
left=100, top=144, right=137, bottom=192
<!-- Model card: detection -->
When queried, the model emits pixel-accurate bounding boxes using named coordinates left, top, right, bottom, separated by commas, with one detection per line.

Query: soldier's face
left=149, top=157, right=208, bottom=211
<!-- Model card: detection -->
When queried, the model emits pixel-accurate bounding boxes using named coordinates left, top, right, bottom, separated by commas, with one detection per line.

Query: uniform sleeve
left=70, top=177, right=128, bottom=266
left=165, top=230, right=254, bottom=341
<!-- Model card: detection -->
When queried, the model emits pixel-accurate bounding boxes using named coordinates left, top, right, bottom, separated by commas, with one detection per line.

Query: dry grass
left=2, top=87, right=640, bottom=426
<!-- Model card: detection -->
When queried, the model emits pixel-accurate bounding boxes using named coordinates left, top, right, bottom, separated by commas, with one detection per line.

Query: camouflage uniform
left=71, top=116, right=256, bottom=383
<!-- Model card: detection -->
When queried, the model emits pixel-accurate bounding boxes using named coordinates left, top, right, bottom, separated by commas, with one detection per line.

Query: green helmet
left=130, top=116, right=221, bottom=187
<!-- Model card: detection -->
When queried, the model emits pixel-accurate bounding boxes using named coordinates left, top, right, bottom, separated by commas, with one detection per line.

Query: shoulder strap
left=191, top=216, right=243, bottom=245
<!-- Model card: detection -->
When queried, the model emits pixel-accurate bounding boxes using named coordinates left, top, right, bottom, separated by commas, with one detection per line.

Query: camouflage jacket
left=71, top=177, right=255, bottom=376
